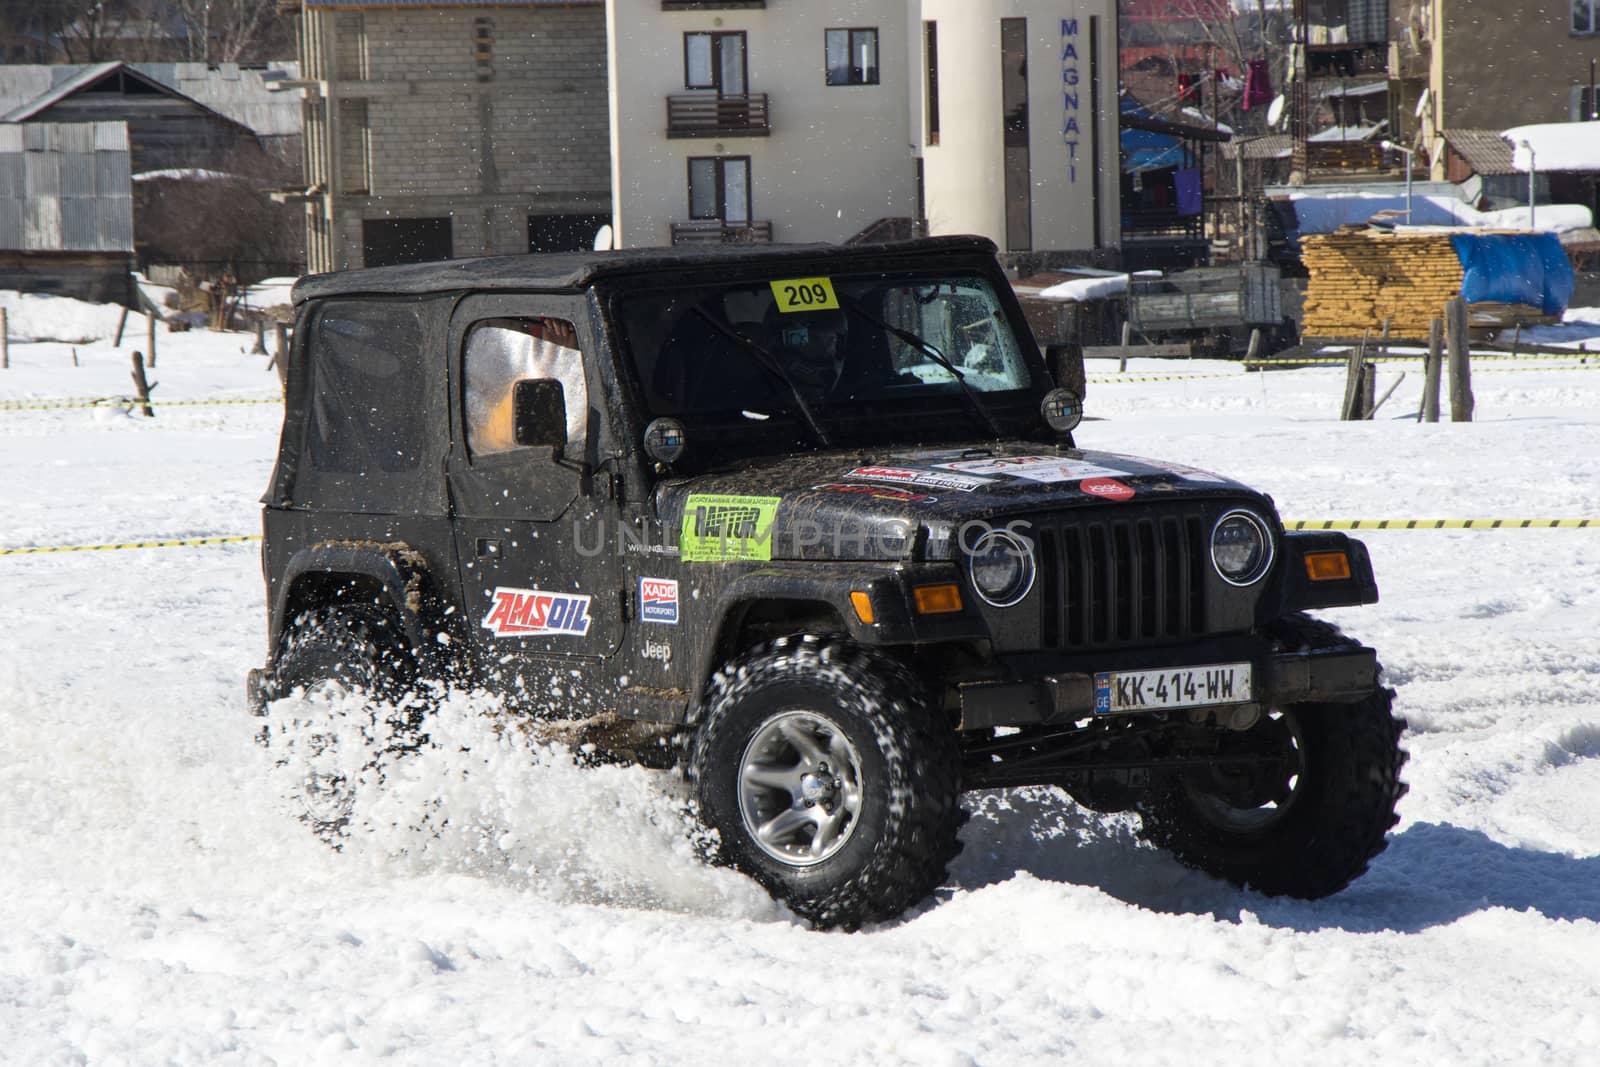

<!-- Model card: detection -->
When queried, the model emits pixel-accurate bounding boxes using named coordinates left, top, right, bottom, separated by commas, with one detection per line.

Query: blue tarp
left=1120, top=95, right=1187, bottom=175
left=1450, top=233, right=1574, bottom=317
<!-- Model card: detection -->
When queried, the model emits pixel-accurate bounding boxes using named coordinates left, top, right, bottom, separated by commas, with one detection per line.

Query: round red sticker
left=1079, top=478, right=1134, bottom=502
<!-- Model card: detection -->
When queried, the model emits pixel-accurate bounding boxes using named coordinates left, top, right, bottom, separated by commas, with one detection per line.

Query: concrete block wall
left=309, top=4, right=611, bottom=270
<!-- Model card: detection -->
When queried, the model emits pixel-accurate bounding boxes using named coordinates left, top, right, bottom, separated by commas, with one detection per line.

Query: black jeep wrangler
left=250, top=236, right=1404, bottom=928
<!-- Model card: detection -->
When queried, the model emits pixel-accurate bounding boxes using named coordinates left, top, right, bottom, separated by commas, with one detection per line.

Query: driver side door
left=445, top=295, right=625, bottom=701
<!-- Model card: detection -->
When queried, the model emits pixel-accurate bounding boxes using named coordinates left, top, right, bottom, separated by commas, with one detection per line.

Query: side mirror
left=1045, top=342, right=1086, bottom=398
left=512, top=378, right=567, bottom=450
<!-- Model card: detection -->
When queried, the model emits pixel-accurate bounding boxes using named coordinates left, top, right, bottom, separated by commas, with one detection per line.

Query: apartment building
left=281, top=0, right=610, bottom=273
left=607, top=0, right=915, bottom=248
left=283, top=0, right=1119, bottom=267
left=1390, top=1, right=1600, bottom=179
left=608, top=0, right=1120, bottom=256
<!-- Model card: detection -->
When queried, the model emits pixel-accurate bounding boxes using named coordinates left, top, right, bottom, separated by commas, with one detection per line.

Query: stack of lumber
left=1301, top=226, right=1557, bottom=339
left=1301, top=228, right=1466, bottom=340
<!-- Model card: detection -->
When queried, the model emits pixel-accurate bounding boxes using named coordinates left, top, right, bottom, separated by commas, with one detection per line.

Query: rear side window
left=306, top=301, right=427, bottom=473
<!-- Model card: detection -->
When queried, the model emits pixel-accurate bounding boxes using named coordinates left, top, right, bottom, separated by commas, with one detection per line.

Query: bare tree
left=171, top=0, right=281, bottom=63
left=1123, top=0, right=1291, bottom=135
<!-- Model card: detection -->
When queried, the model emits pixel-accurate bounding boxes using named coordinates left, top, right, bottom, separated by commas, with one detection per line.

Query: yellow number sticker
left=769, top=277, right=840, bottom=312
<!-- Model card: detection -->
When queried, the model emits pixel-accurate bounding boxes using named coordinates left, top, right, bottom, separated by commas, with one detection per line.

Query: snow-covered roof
left=132, top=168, right=243, bottom=183
left=1308, top=123, right=1385, bottom=143
left=1505, top=122, right=1600, bottom=174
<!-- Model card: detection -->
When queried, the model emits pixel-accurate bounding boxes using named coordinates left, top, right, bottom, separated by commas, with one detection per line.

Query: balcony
left=670, top=220, right=774, bottom=245
left=666, top=93, right=771, bottom=139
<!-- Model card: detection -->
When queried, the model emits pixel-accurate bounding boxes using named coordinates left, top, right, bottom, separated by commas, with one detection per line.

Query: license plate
left=1093, top=662, right=1252, bottom=715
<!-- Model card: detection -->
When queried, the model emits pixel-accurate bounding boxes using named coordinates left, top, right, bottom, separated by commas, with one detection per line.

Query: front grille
left=1035, top=513, right=1207, bottom=650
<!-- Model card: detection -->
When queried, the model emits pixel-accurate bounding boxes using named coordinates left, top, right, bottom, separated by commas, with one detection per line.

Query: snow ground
left=4, top=311, right=1600, bottom=1064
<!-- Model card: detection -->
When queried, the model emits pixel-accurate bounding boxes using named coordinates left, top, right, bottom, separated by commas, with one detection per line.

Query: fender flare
left=683, top=562, right=980, bottom=723
left=270, top=541, right=453, bottom=676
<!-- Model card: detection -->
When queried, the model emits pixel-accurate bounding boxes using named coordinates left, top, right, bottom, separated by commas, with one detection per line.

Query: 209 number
left=770, top=277, right=840, bottom=312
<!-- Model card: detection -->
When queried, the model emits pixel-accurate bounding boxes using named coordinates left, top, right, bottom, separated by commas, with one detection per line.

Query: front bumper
left=957, top=640, right=1378, bottom=731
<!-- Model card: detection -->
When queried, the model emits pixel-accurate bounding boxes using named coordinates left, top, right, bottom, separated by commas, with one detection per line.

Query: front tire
left=690, top=636, right=962, bottom=929
left=1138, top=619, right=1406, bottom=897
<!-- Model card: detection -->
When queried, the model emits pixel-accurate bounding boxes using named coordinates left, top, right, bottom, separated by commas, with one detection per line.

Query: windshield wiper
left=836, top=296, right=1005, bottom=439
left=690, top=306, right=832, bottom=447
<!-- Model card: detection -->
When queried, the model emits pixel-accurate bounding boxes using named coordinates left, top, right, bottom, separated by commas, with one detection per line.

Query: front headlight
left=1211, top=509, right=1274, bottom=586
left=967, top=529, right=1036, bottom=607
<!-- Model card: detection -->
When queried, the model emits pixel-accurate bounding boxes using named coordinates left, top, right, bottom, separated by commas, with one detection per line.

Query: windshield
left=615, top=271, right=1044, bottom=456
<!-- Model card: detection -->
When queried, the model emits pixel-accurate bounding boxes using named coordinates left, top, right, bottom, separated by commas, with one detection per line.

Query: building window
left=924, top=21, right=940, bottom=145
left=1577, top=0, right=1600, bottom=33
left=1000, top=17, right=1031, bottom=252
left=689, top=156, right=751, bottom=223
left=362, top=217, right=452, bottom=268
left=685, top=31, right=748, bottom=93
left=825, top=28, right=879, bottom=86
left=529, top=213, right=610, bottom=254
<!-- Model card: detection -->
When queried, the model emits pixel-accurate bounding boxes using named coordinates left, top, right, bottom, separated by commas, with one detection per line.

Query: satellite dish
left=592, top=223, right=614, bottom=251
left=1266, top=94, right=1286, bottom=130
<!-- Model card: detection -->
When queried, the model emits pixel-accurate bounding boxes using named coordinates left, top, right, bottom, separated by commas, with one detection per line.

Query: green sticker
left=681, top=494, right=781, bottom=562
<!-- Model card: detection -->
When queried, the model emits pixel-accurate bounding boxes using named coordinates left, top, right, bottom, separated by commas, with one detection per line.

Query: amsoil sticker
left=846, top=465, right=991, bottom=493
left=681, top=494, right=781, bottom=562
left=639, top=577, right=680, bottom=624
left=936, top=454, right=1131, bottom=484
left=1138, top=458, right=1227, bottom=484
left=482, top=587, right=593, bottom=638
left=813, top=482, right=938, bottom=504
left=1079, top=478, right=1135, bottom=502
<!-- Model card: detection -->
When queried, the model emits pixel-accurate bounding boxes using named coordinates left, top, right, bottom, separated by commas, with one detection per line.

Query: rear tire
left=690, top=635, right=962, bottom=929
left=1137, top=616, right=1407, bottom=897
left=268, top=605, right=421, bottom=841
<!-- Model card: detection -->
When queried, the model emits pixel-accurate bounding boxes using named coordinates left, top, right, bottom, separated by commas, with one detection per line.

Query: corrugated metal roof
left=1, top=63, right=120, bottom=123
left=0, top=62, right=300, bottom=139
left=1445, top=129, right=1517, bottom=177
left=0, top=121, right=132, bottom=253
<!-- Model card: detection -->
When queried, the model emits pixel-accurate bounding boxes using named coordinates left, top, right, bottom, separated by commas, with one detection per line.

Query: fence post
left=1422, top=316, right=1443, bottom=423
left=1445, top=296, right=1474, bottom=422
left=146, top=312, right=158, bottom=369
left=114, top=306, right=129, bottom=347
left=251, top=319, right=267, bottom=355
left=1244, top=327, right=1261, bottom=363
left=1340, top=328, right=1370, bottom=420
left=1, top=307, right=7, bottom=370
left=1119, top=320, right=1132, bottom=373
left=130, top=352, right=154, bottom=417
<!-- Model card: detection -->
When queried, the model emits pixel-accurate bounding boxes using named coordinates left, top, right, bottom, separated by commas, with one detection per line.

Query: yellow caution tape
left=6, top=520, right=1594, bottom=557
left=1252, top=355, right=1595, bottom=367
left=0, top=534, right=262, bottom=556
left=0, top=396, right=280, bottom=411
left=1285, top=519, right=1596, bottom=530
left=1088, top=372, right=1243, bottom=383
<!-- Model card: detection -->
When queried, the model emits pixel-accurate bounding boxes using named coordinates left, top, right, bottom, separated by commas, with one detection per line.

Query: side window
left=306, top=300, right=426, bottom=473
left=825, top=27, right=879, bottom=86
left=463, top=317, right=588, bottom=458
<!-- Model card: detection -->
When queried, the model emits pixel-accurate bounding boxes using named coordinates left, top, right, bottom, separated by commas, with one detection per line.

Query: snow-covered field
left=4, top=294, right=1600, bottom=1064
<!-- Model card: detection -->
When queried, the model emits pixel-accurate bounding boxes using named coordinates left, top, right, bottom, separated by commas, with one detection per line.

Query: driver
left=769, top=305, right=847, bottom=398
